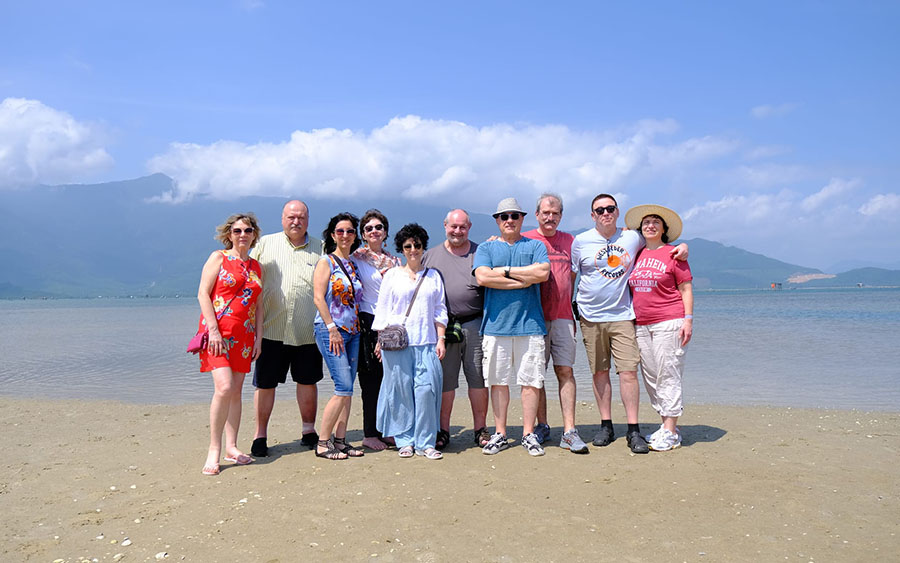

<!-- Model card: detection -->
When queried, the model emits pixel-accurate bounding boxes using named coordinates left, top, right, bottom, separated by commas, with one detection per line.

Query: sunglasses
left=402, top=242, right=424, bottom=250
left=364, top=224, right=384, bottom=233
left=232, top=227, right=255, bottom=234
left=498, top=213, right=522, bottom=221
left=593, top=205, right=617, bottom=215
left=334, top=228, right=356, bottom=236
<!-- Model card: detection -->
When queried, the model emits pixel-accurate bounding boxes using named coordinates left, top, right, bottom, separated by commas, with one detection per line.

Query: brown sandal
left=333, top=437, right=365, bottom=457
left=436, top=429, right=450, bottom=450
left=474, top=427, right=491, bottom=447
left=315, top=439, right=347, bottom=460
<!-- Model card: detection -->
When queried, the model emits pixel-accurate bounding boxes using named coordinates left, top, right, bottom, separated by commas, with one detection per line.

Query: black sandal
left=473, top=427, right=491, bottom=447
left=333, top=437, right=365, bottom=457
left=435, top=429, right=451, bottom=451
left=315, top=439, right=347, bottom=460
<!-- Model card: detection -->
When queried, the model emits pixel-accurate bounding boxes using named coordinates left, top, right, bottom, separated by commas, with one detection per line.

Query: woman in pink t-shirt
left=625, top=205, right=694, bottom=452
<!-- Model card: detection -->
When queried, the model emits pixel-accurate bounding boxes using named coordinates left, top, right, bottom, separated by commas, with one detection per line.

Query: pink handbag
left=186, top=330, right=209, bottom=354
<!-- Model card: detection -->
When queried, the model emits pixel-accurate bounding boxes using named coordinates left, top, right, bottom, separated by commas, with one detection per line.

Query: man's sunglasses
left=498, top=213, right=522, bottom=221
left=593, top=205, right=617, bottom=215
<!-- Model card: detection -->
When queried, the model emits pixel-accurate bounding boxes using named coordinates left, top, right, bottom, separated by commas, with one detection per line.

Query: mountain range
left=5, top=174, right=899, bottom=298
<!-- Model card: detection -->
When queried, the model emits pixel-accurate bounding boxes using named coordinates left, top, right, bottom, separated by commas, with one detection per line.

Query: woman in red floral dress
left=197, top=213, right=264, bottom=476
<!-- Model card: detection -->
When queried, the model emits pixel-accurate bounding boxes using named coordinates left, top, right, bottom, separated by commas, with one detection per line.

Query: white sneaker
left=521, top=432, right=546, bottom=457
left=649, top=429, right=682, bottom=451
left=644, top=424, right=664, bottom=443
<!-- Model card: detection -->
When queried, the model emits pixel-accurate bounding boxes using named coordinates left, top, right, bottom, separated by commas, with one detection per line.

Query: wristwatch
left=504, top=266, right=511, bottom=278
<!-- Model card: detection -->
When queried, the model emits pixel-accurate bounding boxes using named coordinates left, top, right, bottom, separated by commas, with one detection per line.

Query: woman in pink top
left=625, top=204, right=693, bottom=452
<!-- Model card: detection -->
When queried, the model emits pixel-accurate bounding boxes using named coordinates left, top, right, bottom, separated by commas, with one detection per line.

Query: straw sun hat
left=624, top=204, right=683, bottom=241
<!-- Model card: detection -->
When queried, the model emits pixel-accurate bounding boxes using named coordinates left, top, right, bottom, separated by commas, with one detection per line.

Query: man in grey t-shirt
left=423, top=209, right=490, bottom=449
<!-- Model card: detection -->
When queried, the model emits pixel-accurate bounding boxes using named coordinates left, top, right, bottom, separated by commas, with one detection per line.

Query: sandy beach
left=2, top=397, right=897, bottom=562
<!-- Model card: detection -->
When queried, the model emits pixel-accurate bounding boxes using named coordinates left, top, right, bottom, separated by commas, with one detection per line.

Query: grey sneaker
left=559, top=428, right=589, bottom=454
left=482, top=433, right=509, bottom=455
left=521, top=432, right=546, bottom=457
left=534, top=423, right=551, bottom=444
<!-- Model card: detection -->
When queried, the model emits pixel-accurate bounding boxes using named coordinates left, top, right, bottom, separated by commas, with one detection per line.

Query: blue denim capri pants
left=313, top=323, right=360, bottom=397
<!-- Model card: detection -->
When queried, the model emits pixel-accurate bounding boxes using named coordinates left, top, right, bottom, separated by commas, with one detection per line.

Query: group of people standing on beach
left=194, top=193, right=693, bottom=476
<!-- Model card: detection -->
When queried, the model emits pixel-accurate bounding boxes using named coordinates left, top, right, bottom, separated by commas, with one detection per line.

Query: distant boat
left=770, top=282, right=783, bottom=290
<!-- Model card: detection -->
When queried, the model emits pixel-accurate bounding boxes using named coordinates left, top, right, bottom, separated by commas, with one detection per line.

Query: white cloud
left=681, top=180, right=899, bottom=270
left=730, top=163, right=811, bottom=188
left=0, top=97, right=113, bottom=188
left=801, top=177, right=860, bottom=212
left=859, top=193, right=900, bottom=216
left=147, top=115, right=737, bottom=208
left=751, top=103, right=800, bottom=119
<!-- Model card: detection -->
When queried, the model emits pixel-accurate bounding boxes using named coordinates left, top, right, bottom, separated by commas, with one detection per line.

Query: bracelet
left=326, top=322, right=337, bottom=329
left=684, top=315, right=693, bottom=319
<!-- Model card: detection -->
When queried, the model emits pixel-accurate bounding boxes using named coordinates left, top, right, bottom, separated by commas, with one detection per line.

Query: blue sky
left=2, top=1, right=899, bottom=271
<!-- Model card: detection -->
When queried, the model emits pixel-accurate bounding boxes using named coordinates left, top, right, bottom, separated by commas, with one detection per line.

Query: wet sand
left=2, top=397, right=898, bottom=562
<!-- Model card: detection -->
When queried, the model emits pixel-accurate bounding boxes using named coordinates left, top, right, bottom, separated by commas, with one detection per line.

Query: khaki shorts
left=579, top=319, right=640, bottom=374
left=482, top=335, right=545, bottom=388
left=544, top=319, right=576, bottom=368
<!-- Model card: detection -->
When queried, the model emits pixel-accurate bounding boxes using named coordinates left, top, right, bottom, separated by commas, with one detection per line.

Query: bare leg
left=319, top=395, right=346, bottom=444
left=254, top=387, right=275, bottom=439
left=490, top=385, right=510, bottom=436
left=619, top=370, right=640, bottom=424
left=521, top=386, right=540, bottom=435
left=592, top=369, right=613, bottom=420
left=536, top=387, right=548, bottom=426
left=224, top=372, right=247, bottom=458
left=468, top=387, right=489, bottom=430
left=334, top=396, right=352, bottom=439
left=439, top=389, right=455, bottom=430
left=297, top=383, right=318, bottom=428
left=663, top=415, right=679, bottom=433
left=206, top=367, right=235, bottom=470
left=555, top=365, right=577, bottom=432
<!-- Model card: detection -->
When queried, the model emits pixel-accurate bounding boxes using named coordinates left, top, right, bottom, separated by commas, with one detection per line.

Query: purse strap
left=213, top=255, right=250, bottom=321
left=330, top=254, right=357, bottom=304
left=401, top=268, right=429, bottom=323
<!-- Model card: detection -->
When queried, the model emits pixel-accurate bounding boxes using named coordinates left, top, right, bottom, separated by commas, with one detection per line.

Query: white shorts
left=482, top=335, right=545, bottom=388
left=544, top=319, right=576, bottom=368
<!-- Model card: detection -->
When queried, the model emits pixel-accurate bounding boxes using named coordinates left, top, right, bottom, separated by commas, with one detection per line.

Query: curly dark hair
left=322, top=212, right=361, bottom=254
left=394, top=223, right=429, bottom=254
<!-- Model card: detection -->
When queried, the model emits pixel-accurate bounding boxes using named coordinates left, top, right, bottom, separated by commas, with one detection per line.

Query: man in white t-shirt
left=572, top=194, right=687, bottom=454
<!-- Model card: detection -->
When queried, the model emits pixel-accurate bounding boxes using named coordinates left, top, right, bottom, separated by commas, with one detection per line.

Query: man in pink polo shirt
left=523, top=193, right=588, bottom=454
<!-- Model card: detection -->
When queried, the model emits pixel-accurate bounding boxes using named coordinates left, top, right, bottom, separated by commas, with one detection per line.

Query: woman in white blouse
left=373, top=223, right=448, bottom=459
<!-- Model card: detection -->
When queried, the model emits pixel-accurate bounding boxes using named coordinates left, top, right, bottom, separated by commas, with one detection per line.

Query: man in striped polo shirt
left=250, top=200, right=325, bottom=457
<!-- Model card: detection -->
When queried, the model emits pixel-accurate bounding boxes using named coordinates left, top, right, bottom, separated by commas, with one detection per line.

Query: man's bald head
left=282, top=200, right=310, bottom=245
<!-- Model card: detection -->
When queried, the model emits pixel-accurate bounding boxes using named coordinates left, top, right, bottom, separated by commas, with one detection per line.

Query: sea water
left=0, top=287, right=898, bottom=410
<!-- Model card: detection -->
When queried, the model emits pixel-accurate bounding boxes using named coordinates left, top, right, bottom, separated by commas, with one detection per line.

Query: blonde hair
left=216, top=213, right=261, bottom=249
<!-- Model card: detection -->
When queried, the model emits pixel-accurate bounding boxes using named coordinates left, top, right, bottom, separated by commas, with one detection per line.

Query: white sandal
left=415, top=447, right=443, bottom=460
left=398, top=445, right=414, bottom=458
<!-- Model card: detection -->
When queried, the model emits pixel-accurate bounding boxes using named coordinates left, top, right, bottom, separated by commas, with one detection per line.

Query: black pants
left=357, top=312, right=384, bottom=438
